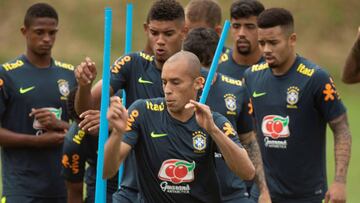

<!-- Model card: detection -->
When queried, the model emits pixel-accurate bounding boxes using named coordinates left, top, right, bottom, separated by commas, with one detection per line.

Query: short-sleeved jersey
left=110, top=51, right=164, bottom=106
left=200, top=69, right=253, bottom=200
left=244, top=55, right=346, bottom=201
left=110, top=51, right=164, bottom=191
left=61, top=122, right=118, bottom=198
left=123, top=98, right=242, bottom=203
left=0, top=55, right=77, bottom=197
left=218, top=49, right=264, bottom=80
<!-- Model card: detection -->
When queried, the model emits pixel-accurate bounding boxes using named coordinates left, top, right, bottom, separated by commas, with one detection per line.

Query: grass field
left=0, top=0, right=359, bottom=202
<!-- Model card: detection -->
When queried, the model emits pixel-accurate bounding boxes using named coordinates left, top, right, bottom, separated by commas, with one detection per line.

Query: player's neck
left=272, top=53, right=297, bottom=76
left=232, top=48, right=262, bottom=66
left=155, top=60, right=164, bottom=71
left=25, top=51, right=52, bottom=68
left=168, top=104, right=195, bottom=123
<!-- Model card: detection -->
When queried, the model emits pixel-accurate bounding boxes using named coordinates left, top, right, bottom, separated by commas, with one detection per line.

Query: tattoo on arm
left=242, top=131, right=268, bottom=191
left=329, top=113, right=352, bottom=183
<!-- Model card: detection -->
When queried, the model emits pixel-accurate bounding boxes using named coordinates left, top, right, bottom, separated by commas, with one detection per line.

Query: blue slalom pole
left=95, top=8, right=112, bottom=203
left=199, top=20, right=230, bottom=104
left=118, top=2, right=133, bottom=186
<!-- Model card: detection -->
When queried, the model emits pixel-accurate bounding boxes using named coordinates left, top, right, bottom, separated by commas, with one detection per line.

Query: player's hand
left=29, top=108, right=60, bottom=130
left=107, top=96, right=128, bottom=134
left=324, top=181, right=346, bottom=203
left=35, top=130, right=66, bottom=147
left=75, top=57, right=97, bottom=86
left=79, top=109, right=100, bottom=136
left=258, top=190, right=272, bottom=203
left=185, top=100, right=216, bottom=133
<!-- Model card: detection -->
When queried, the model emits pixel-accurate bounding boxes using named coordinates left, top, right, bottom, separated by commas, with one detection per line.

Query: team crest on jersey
left=286, top=86, right=299, bottom=108
left=58, top=79, right=70, bottom=100
left=192, top=131, right=207, bottom=153
left=224, top=94, right=237, bottom=115
left=158, top=159, right=195, bottom=193
left=261, top=115, right=290, bottom=149
left=0, top=78, right=3, bottom=88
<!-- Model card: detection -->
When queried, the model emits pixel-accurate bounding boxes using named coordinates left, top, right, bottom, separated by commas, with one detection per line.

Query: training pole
left=118, top=2, right=133, bottom=186
left=199, top=20, right=230, bottom=104
left=95, top=7, right=112, bottom=203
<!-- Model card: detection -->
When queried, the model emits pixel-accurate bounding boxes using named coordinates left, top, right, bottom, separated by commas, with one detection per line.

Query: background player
left=184, top=27, right=270, bottom=203
left=103, top=51, right=255, bottom=202
left=217, top=0, right=264, bottom=80
left=244, top=8, right=352, bottom=203
left=62, top=88, right=118, bottom=203
left=342, top=26, right=360, bottom=84
left=74, top=1, right=186, bottom=202
left=0, top=3, right=77, bottom=202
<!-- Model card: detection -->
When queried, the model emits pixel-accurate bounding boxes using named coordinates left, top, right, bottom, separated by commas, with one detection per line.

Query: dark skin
left=0, top=17, right=68, bottom=148
left=342, top=27, right=360, bottom=84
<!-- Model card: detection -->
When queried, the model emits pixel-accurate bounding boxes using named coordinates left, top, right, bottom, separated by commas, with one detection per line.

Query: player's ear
left=194, top=76, right=204, bottom=90
left=214, top=25, right=222, bottom=36
left=143, top=22, right=148, bottom=32
left=289, top=33, right=296, bottom=46
left=21, top=26, right=27, bottom=36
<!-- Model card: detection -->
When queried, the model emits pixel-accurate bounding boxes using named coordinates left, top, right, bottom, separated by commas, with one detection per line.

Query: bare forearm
left=0, top=128, right=37, bottom=147
left=329, top=114, right=352, bottom=183
left=54, top=120, right=70, bottom=131
left=74, top=84, right=94, bottom=115
left=242, top=132, right=268, bottom=192
left=103, top=129, right=126, bottom=179
left=210, top=126, right=255, bottom=180
left=342, top=36, right=360, bottom=84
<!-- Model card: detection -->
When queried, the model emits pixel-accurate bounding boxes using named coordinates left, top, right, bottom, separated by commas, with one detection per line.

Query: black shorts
left=1, top=195, right=66, bottom=203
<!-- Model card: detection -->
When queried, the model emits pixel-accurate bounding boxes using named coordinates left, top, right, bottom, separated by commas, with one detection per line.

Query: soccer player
left=184, top=27, right=270, bottom=203
left=217, top=0, right=264, bottom=80
left=74, top=0, right=186, bottom=202
left=62, top=88, right=118, bottom=203
left=244, top=8, right=352, bottom=203
left=184, top=0, right=231, bottom=54
left=103, top=51, right=255, bottom=202
left=342, top=26, right=360, bottom=84
left=185, top=0, right=223, bottom=35
left=0, top=3, right=77, bottom=202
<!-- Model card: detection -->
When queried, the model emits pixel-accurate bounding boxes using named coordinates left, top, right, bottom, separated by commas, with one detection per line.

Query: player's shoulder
left=218, top=73, right=244, bottom=87
left=1, top=55, right=26, bottom=73
left=219, top=49, right=232, bottom=64
left=294, top=55, right=325, bottom=78
left=111, top=51, right=153, bottom=74
left=246, top=61, right=269, bottom=76
left=130, top=97, right=165, bottom=112
left=53, top=59, right=75, bottom=71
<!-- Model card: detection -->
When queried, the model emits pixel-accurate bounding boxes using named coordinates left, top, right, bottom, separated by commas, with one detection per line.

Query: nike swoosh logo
left=19, top=86, right=35, bottom=94
left=138, top=77, right=153, bottom=84
left=252, top=91, right=266, bottom=98
left=150, top=132, right=167, bottom=138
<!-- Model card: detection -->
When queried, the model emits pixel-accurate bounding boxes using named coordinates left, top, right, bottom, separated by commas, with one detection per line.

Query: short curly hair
left=231, top=0, right=264, bottom=19
left=183, top=27, right=219, bottom=68
left=185, top=0, right=222, bottom=29
left=147, top=0, right=184, bottom=23
left=24, top=3, right=58, bottom=27
left=257, top=8, right=294, bottom=35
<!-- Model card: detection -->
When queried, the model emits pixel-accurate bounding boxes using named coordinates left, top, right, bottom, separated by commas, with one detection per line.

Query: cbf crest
left=224, top=93, right=237, bottom=115
left=58, top=79, right=70, bottom=100
left=192, top=131, right=207, bottom=153
left=286, top=86, right=299, bottom=108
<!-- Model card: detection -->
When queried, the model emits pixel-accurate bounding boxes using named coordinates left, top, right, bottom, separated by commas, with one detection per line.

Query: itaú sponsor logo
left=261, top=115, right=290, bottom=139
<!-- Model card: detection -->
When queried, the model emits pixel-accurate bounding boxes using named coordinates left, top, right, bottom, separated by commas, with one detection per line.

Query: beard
left=236, top=39, right=251, bottom=55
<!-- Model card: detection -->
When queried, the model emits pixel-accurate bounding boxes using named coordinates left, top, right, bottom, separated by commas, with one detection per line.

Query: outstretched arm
left=103, top=96, right=132, bottom=179
left=342, top=27, right=360, bottom=84
left=325, top=113, right=351, bottom=203
left=240, top=131, right=271, bottom=202
left=186, top=100, right=255, bottom=180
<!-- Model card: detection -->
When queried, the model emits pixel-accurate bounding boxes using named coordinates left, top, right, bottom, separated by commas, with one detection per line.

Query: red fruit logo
left=261, top=115, right=290, bottom=139
left=158, top=159, right=196, bottom=184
